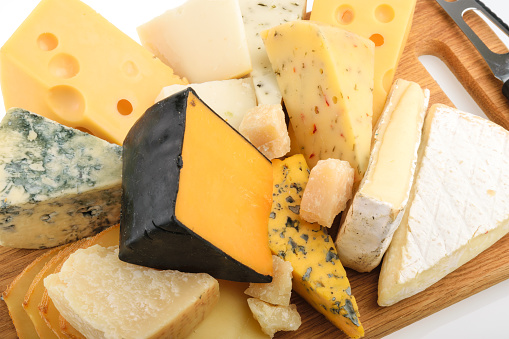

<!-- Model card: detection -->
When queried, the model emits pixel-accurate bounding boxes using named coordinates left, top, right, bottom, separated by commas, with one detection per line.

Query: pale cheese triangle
left=378, top=104, right=509, bottom=306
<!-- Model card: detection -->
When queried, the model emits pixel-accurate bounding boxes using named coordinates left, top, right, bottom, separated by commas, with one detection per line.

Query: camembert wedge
left=336, top=79, right=429, bottom=272
left=378, top=104, right=509, bottom=306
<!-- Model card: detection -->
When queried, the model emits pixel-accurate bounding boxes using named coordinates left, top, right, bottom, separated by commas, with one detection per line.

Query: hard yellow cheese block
left=311, top=0, right=417, bottom=125
left=0, top=0, right=186, bottom=145
left=269, top=155, right=364, bottom=338
left=262, top=21, right=374, bottom=181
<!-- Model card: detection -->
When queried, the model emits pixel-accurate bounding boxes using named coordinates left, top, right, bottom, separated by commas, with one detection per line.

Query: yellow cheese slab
left=311, top=0, right=417, bottom=125
left=0, top=0, right=186, bottom=144
left=262, top=21, right=374, bottom=181
left=269, top=155, right=364, bottom=338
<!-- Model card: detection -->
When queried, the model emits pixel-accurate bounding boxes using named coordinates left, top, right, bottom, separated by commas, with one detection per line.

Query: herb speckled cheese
left=239, top=0, right=307, bottom=105
left=269, top=155, right=364, bottom=339
left=0, top=109, right=122, bottom=249
left=262, top=21, right=374, bottom=181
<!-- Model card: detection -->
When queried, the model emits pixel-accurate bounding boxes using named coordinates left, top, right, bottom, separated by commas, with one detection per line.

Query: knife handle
left=503, top=80, right=509, bottom=101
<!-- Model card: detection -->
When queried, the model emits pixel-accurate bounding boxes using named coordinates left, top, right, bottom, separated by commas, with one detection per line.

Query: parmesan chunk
left=239, top=104, right=290, bottom=160
left=245, top=255, right=293, bottom=306
left=300, top=159, right=355, bottom=227
left=44, top=245, right=219, bottom=339
left=247, top=298, right=301, bottom=338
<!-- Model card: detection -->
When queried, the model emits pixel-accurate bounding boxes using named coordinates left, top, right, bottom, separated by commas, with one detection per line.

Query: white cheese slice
left=378, top=104, right=509, bottom=306
left=336, top=79, right=429, bottom=272
left=238, top=0, right=307, bottom=105
left=155, top=78, right=257, bottom=130
left=137, top=0, right=251, bottom=83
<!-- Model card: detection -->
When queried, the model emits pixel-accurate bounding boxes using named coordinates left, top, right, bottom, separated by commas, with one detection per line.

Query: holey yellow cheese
left=311, top=0, right=417, bottom=125
left=0, top=0, right=186, bottom=145
left=262, top=21, right=374, bottom=181
left=336, top=79, right=429, bottom=273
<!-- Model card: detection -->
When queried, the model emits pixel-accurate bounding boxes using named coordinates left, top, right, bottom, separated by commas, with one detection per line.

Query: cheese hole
left=49, top=53, right=80, bottom=79
left=117, top=99, right=133, bottom=116
left=48, top=85, right=86, bottom=120
left=75, top=126, right=94, bottom=135
left=375, top=4, right=395, bottom=23
left=369, top=33, right=385, bottom=47
left=37, top=33, right=58, bottom=51
left=335, top=5, right=354, bottom=25
left=122, top=60, right=139, bottom=77
left=332, top=96, right=338, bottom=104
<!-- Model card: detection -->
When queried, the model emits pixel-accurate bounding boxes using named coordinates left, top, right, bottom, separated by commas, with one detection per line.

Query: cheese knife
left=436, top=0, right=509, bottom=99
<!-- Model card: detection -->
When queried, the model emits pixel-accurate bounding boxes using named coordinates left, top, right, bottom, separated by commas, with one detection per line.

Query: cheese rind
left=120, top=88, right=273, bottom=282
left=311, top=0, right=417, bottom=125
left=269, top=155, right=364, bottom=338
left=336, top=79, right=429, bottom=272
left=44, top=245, right=220, bottom=339
left=0, top=0, right=186, bottom=145
left=0, top=109, right=122, bottom=249
left=238, top=0, right=307, bottom=104
left=262, top=21, right=374, bottom=181
left=378, top=104, right=509, bottom=306
left=137, top=0, right=251, bottom=83
left=155, top=79, right=257, bottom=130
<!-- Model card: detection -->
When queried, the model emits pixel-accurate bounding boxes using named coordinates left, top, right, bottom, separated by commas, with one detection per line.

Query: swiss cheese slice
left=378, top=104, right=509, bottom=306
left=262, top=21, right=374, bottom=181
left=0, top=0, right=186, bottom=145
left=336, top=79, right=429, bottom=272
left=120, top=88, right=273, bottom=282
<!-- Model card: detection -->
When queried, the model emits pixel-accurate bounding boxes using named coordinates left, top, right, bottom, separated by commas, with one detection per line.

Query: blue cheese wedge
left=336, top=79, right=429, bottom=272
left=239, top=0, right=307, bottom=105
left=378, top=104, right=509, bottom=306
left=0, top=108, right=122, bottom=249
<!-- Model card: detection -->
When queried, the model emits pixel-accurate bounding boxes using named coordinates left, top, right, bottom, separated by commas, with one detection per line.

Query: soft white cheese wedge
left=238, top=0, right=307, bottom=105
left=378, top=104, right=509, bottom=306
left=336, top=79, right=429, bottom=272
left=155, top=79, right=256, bottom=131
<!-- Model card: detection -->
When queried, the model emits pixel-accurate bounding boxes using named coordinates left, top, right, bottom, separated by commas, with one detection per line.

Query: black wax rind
left=120, top=88, right=272, bottom=283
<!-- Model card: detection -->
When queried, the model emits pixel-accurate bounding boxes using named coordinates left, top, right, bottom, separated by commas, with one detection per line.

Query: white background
left=0, top=0, right=508, bottom=338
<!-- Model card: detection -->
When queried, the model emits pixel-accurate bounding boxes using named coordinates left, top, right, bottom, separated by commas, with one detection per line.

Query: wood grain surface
left=1, top=0, right=509, bottom=338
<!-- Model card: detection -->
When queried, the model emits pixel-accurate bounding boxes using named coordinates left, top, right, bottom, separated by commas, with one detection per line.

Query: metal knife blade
left=436, top=0, right=509, bottom=99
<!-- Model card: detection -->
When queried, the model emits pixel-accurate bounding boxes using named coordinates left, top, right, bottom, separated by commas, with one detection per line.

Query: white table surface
left=0, top=0, right=508, bottom=338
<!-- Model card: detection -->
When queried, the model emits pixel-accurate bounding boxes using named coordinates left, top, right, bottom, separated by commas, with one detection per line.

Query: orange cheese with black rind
left=269, top=155, right=364, bottom=338
left=120, top=88, right=273, bottom=283
left=0, top=0, right=186, bottom=145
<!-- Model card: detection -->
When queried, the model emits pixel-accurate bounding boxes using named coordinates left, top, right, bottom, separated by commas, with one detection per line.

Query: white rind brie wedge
left=336, top=79, right=429, bottom=272
left=378, top=104, right=509, bottom=306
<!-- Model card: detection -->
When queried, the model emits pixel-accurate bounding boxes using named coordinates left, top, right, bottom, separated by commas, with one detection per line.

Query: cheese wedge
left=262, top=21, right=374, bottom=181
left=378, top=104, right=509, bottom=306
left=120, top=88, right=273, bottom=282
left=269, top=155, right=363, bottom=338
left=336, top=79, right=429, bottom=272
left=238, top=0, right=307, bottom=105
left=44, top=245, right=220, bottom=339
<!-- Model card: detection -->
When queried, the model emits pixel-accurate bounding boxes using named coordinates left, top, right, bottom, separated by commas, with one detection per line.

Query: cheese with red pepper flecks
left=269, top=155, right=364, bottom=339
left=262, top=21, right=374, bottom=182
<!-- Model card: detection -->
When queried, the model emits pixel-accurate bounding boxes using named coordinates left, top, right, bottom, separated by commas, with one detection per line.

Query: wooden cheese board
left=1, top=0, right=509, bottom=338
